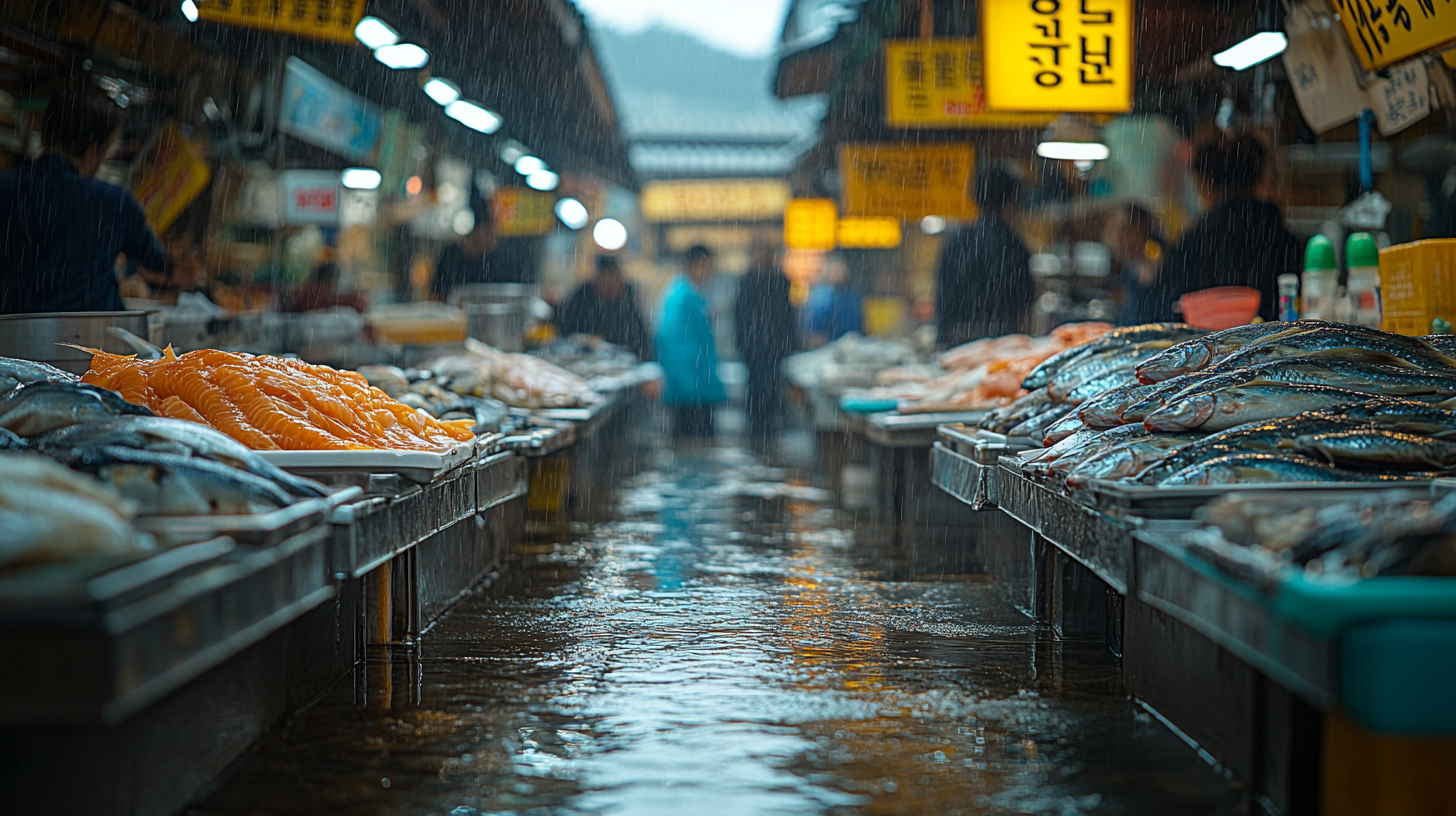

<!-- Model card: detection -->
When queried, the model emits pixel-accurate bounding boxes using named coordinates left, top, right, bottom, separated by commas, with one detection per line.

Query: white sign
left=280, top=170, right=341, bottom=225
left=1281, top=1, right=1366, bottom=134
left=1367, top=59, right=1431, bottom=137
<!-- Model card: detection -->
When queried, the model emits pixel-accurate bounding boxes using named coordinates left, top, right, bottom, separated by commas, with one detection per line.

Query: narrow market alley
left=196, top=420, right=1242, bottom=816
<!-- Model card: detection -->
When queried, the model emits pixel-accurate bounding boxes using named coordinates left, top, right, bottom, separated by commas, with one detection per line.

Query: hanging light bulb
left=526, top=170, right=559, bottom=191
left=374, top=43, right=429, bottom=70
left=422, top=78, right=460, bottom=106
left=514, top=155, right=546, bottom=176
left=555, top=198, right=589, bottom=229
left=354, top=16, right=399, bottom=49
left=445, top=100, right=502, bottom=134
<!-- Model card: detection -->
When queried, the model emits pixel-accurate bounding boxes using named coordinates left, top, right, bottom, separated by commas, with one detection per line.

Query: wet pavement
left=195, top=438, right=1243, bottom=816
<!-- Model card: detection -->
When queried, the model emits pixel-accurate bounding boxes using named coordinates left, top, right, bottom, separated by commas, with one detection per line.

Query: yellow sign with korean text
left=492, top=188, right=556, bottom=237
left=784, top=199, right=838, bottom=251
left=131, top=121, right=212, bottom=234
left=1333, top=0, right=1456, bottom=71
left=884, top=39, right=1056, bottom=128
left=837, top=217, right=902, bottom=249
left=639, top=179, right=791, bottom=223
left=981, top=0, right=1134, bottom=114
left=839, top=144, right=977, bottom=221
left=195, top=0, right=365, bottom=44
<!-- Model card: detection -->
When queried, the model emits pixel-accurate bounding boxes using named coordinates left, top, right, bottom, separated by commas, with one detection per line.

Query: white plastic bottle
left=1345, top=232, right=1382, bottom=328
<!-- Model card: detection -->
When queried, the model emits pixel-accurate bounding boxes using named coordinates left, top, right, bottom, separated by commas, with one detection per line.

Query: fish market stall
left=931, top=320, right=1456, bottom=809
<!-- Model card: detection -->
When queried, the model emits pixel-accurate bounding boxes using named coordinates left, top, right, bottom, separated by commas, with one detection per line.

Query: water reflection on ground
left=195, top=445, right=1241, bottom=816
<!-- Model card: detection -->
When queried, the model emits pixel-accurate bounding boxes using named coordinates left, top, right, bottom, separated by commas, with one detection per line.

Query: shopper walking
left=733, top=239, right=796, bottom=445
left=802, top=254, right=863, bottom=348
left=656, top=244, right=725, bottom=440
left=935, top=163, right=1034, bottom=348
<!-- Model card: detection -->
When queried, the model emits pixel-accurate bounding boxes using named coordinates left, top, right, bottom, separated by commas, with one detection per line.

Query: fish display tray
left=0, top=526, right=333, bottom=726
left=256, top=437, right=477, bottom=484
left=860, top=410, right=987, bottom=449
left=499, top=425, right=576, bottom=458
left=0, top=537, right=235, bottom=612
left=130, top=487, right=362, bottom=547
left=931, top=442, right=999, bottom=510
left=327, top=454, right=524, bottom=578
left=1087, top=479, right=1433, bottom=521
left=996, top=459, right=1137, bottom=593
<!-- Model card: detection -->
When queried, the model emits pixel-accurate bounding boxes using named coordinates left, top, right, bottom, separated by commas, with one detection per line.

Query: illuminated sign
left=837, top=217, right=902, bottom=249
left=784, top=199, right=838, bottom=251
left=839, top=144, right=977, bottom=221
left=1333, top=0, right=1456, bottom=71
left=639, top=179, right=791, bottom=223
left=195, top=0, right=365, bottom=44
left=279, top=170, right=340, bottom=225
left=493, top=188, right=557, bottom=237
left=981, top=0, right=1134, bottom=114
left=884, top=39, right=1057, bottom=128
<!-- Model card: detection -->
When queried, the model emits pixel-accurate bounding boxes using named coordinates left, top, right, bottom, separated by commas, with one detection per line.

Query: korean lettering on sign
left=1367, top=59, right=1432, bottom=135
left=981, top=0, right=1133, bottom=114
left=1334, top=0, right=1456, bottom=72
left=196, top=0, right=365, bottom=44
left=493, top=188, right=557, bottom=237
left=839, top=144, right=977, bottom=221
left=279, top=170, right=340, bottom=225
left=640, top=180, right=791, bottom=223
left=884, top=40, right=1057, bottom=128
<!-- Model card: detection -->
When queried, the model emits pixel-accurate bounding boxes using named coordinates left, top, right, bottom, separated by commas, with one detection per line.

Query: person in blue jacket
left=655, top=244, right=725, bottom=439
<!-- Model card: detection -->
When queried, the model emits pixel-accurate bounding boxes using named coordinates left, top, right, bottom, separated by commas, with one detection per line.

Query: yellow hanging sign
left=131, top=121, right=212, bottom=234
left=884, top=39, right=1057, bottom=128
left=493, top=188, right=556, bottom=237
left=195, top=0, right=366, bottom=44
left=837, top=217, right=902, bottom=249
left=639, top=179, right=791, bottom=223
left=784, top=199, right=838, bottom=251
left=1333, top=0, right=1456, bottom=71
left=839, top=144, right=977, bottom=221
left=981, top=0, right=1134, bottom=114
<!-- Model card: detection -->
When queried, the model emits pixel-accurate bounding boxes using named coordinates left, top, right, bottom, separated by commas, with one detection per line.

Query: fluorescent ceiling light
left=514, top=155, right=546, bottom=176
left=526, top=170, right=559, bottom=191
left=920, top=215, right=946, bottom=235
left=1213, top=31, right=1288, bottom=71
left=422, top=78, right=460, bottom=106
left=555, top=198, right=589, bottom=230
left=180, top=0, right=199, bottom=23
left=341, top=168, right=381, bottom=190
left=374, top=43, right=429, bottom=70
left=1036, top=141, right=1111, bottom=161
left=500, top=141, right=527, bottom=166
left=354, top=16, right=399, bottom=49
left=593, top=218, right=628, bottom=251
left=445, top=99, right=502, bottom=134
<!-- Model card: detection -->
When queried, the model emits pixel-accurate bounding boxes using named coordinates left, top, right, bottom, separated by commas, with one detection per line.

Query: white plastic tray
left=256, top=438, right=477, bottom=483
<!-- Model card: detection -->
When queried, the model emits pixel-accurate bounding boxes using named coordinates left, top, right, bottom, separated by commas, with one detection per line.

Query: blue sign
left=279, top=57, right=382, bottom=162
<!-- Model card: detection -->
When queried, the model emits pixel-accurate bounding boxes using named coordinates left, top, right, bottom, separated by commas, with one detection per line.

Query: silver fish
left=1208, top=325, right=1456, bottom=375
left=0, top=382, right=150, bottom=438
left=0, top=356, right=77, bottom=388
left=1063, top=434, right=1198, bottom=486
left=1027, top=423, right=1156, bottom=477
left=60, top=445, right=292, bottom=515
left=37, top=416, right=326, bottom=497
left=1284, top=428, right=1456, bottom=471
left=1020, top=323, right=1204, bottom=390
left=1077, top=381, right=1164, bottom=429
left=1042, top=412, right=1087, bottom=445
left=1133, top=415, right=1369, bottom=484
left=1135, top=321, right=1311, bottom=383
left=1144, top=383, right=1419, bottom=433
left=1161, top=452, right=1421, bottom=486
left=1048, top=340, right=1176, bottom=402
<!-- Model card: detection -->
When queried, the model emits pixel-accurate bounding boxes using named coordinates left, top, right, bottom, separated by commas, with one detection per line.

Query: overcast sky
left=572, top=0, right=792, bottom=58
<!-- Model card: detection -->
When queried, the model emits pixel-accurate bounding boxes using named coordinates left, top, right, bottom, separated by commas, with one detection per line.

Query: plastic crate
left=1379, top=238, right=1456, bottom=336
left=1342, top=620, right=1456, bottom=735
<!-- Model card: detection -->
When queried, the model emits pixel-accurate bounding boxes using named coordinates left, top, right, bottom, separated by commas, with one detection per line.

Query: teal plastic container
left=838, top=395, right=899, bottom=415
left=1342, top=621, right=1456, bottom=735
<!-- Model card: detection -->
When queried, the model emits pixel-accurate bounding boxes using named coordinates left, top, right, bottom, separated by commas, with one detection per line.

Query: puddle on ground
left=194, top=444, right=1242, bottom=816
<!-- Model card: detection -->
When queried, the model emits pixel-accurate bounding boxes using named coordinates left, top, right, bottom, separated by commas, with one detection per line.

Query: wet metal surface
left=195, top=443, right=1242, bottom=815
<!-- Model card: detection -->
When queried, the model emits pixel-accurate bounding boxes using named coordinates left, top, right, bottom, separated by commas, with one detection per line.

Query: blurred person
left=935, top=163, right=1034, bottom=348
left=1146, top=130, right=1300, bottom=321
left=431, top=214, right=526, bottom=300
left=1108, top=204, right=1164, bottom=326
left=733, top=238, right=796, bottom=444
left=286, top=262, right=367, bottom=313
left=802, top=254, right=863, bottom=347
left=656, top=244, right=725, bottom=439
left=0, top=94, right=184, bottom=313
left=558, top=255, right=651, bottom=359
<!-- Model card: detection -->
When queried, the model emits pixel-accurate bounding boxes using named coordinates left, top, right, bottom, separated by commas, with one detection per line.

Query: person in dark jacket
left=1146, top=130, right=1300, bottom=321
left=431, top=215, right=527, bottom=301
left=733, top=239, right=796, bottom=443
left=0, top=95, right=175, bottom=313
left=558, top=255, right=651, bottom=360
left=935, top=163, right=1035, bottom=348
